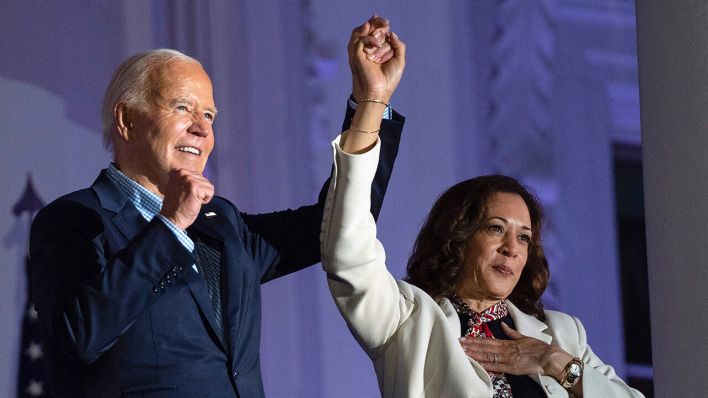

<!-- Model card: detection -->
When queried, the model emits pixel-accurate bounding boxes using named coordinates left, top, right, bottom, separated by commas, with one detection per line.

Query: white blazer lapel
left=438, top=297, right=494, bottom=387
left=507, top=301, right=552, bottom=344
left=438, top=297, right=461, bottom=332
left=507, top=301, right=570, bottom=397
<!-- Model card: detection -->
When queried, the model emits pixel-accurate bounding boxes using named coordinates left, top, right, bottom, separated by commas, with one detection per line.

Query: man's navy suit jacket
left=29, top=108, right=404, bottom=397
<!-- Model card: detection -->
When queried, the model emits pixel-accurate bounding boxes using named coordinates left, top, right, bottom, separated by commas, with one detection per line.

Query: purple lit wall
left=0, top=1, right=642, bottom=397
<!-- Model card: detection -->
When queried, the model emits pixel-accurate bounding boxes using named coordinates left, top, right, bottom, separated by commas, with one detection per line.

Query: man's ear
left=114, top=102, right=133, bottom=141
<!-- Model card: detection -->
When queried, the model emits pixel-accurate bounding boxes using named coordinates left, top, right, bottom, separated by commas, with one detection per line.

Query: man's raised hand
left=160, top=169, right=214, bottom=230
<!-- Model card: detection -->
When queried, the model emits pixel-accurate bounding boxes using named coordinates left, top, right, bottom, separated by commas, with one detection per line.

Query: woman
left=324, top=55, right=643, bottom=398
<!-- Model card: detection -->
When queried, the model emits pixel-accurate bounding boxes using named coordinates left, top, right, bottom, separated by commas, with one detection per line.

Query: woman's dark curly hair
left=405, top=175, right=549, bottom=320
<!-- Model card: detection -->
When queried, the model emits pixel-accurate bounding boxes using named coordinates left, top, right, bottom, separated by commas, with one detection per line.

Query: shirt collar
left=105, top=163, right=163, bottom=221
left=449, top=294, right=509, bottom=323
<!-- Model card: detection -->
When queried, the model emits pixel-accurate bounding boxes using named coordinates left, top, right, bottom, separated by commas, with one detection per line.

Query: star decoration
left=25, top=342, right=43, bottom=361
left=26, top=379, right=44, bottom=396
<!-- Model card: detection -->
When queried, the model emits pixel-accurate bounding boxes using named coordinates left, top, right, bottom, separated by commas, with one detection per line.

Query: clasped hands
left=459, top=322, right=575, bottom=382
left=349, top=15, right=406, bottom=106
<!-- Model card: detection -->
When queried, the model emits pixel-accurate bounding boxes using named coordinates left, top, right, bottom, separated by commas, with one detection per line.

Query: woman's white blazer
left=320, top=137, right=644, bottom=398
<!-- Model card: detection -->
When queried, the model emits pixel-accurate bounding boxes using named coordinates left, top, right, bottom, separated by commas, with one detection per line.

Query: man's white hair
left=101, top=49, right=201, bottom=150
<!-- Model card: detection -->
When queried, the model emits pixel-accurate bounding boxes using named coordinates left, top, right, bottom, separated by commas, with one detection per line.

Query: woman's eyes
left=489, top=224, right=504, bottom=234
left=488, top=224, right=531, bottom=244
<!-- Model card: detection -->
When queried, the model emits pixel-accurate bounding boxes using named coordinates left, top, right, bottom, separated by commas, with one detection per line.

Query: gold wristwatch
left=560, top=358, right=583, bottom=388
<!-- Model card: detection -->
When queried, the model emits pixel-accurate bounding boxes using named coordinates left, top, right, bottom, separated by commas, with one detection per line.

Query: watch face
left=568, top=362, right=582, bottom=378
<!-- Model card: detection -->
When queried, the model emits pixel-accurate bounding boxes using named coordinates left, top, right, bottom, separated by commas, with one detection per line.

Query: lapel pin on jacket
left=204, top=211, right=217, bottom=218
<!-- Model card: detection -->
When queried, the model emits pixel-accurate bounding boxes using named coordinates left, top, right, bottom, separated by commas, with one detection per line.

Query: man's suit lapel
left=92, top=170, right=148, bottom=240
left=186, top=203, right=235, bottom=352
left=180, top=267, right=227, bottom=351
left=191, top=204, right=253, bottom=356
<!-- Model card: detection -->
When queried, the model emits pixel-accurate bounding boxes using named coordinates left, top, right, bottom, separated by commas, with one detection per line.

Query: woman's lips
left=492, top=264, right=513, bottom=276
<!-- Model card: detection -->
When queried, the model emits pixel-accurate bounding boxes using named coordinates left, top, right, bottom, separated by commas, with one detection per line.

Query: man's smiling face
left=124, top=59, right=217, bottom=191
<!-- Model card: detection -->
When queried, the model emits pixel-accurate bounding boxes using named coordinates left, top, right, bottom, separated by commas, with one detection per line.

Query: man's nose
left=188, top=113, right=210, bottom=137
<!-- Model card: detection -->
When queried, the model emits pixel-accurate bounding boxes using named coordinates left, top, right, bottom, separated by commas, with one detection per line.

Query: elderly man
left=30, top=17, right=404, bottom=398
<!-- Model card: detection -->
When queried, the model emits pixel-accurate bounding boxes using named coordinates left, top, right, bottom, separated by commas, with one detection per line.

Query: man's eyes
left=175, top=105, right=214, bottom=122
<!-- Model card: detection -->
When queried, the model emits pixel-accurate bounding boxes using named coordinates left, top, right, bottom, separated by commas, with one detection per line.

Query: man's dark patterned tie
left=193, top=238, right=224, bottom=340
